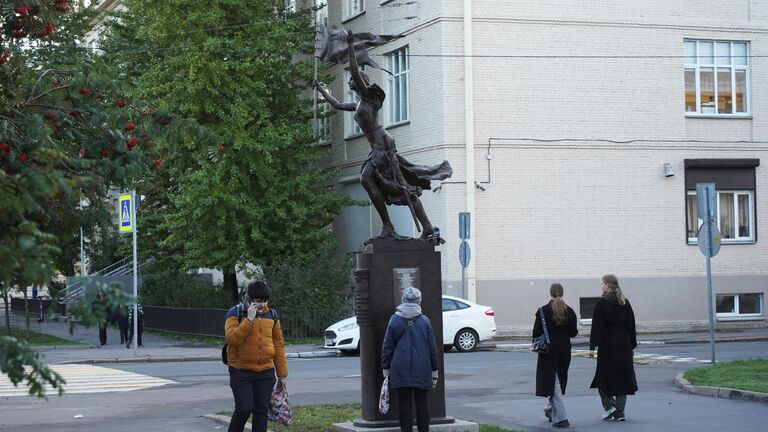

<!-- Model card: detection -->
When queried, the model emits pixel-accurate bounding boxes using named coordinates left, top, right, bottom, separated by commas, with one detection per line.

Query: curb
left=674, top=372, right=768, bottom=403
left=56, top=350, right=339, bottom=365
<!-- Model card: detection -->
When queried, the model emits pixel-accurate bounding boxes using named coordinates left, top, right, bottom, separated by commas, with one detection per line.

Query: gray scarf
left=602, top=290, right=619, bottom=304
left=395, top=302, right=422, bottom=319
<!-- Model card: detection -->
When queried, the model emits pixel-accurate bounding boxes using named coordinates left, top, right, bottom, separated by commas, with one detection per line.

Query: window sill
left=716, top=315, right=764, bottom=322
left=312, top=140, right=331, bottom=147
left=688, top=240, right=756, bottom=245
left=344, top=132, right=365, bottom=140
left=342, top=11, right=366, bottom=24
left=685, top=114, right=752, bottom=119
left=381, top=0, right=397, bottom=5
left=579, top=319, right=592, bottom=326
left=385, top=120, right=411, bottom=130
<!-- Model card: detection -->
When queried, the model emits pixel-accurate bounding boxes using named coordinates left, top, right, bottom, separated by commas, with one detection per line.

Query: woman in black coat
left=589, top=274, right=638, bottom=422
left=533, top=283, right=578, bottom=428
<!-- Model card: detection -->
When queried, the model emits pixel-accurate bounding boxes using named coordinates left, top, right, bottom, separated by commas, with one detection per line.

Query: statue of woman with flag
left=314, top=29, right=452, bottom=243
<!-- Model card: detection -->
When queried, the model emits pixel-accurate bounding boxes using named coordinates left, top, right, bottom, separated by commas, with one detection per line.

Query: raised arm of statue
left=346, top=30, right=371, bottom=99
left=314, top=80, right=356, bottom=112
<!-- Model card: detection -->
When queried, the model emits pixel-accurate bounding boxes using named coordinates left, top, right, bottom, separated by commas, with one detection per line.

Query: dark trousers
left=127, top=325, right=143, bottom=346
left=228, top=367, right=276, bottom=432
left=98, top=323, right=107, bottom=345
left=397, top=387, right=430, bottom=432
left=119, top=323, right=129, bottom=344
left=599, top=389, right=627, bottom=415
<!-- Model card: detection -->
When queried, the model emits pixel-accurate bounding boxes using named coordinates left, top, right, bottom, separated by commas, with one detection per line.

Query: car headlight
left=339, top=322, right=358, bottom=332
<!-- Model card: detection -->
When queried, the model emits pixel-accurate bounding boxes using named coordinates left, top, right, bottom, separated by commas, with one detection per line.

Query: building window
left=684, top=40, right=749, bottom=115
left=386, top=46, right=410, bottom=125
left=579, top=297, right=601, bottom=323
left=686, top=190, right=754, bottom=242
left=315, top=99, right=331, bottom=144
left=343, top=0, right=365, bottom=19
left=684, top=159, right=759, bottom=244
left=345, top=70, right=362, bottom=136
left=716, top=293, right=763, bottom=318
left=314, top=0, right=328, bottom=27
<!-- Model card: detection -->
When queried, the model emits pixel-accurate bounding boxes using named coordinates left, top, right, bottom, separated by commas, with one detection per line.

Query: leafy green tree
left=102, top=0, right=349, bottom=303
left=0, top=0, right=207, bottom=397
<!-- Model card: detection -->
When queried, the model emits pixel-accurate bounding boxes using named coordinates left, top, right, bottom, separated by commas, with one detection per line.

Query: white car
left=324, top=295, right=496, bottom=355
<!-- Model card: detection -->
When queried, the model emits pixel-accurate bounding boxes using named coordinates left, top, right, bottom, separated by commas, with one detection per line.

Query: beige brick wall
left=324, top=1, right=768, bottom=327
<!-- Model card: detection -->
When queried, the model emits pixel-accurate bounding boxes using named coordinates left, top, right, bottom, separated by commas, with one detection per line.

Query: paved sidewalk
left=2, top=309, right=338, bottom=365
left=6, top=307, right=767, bottom=365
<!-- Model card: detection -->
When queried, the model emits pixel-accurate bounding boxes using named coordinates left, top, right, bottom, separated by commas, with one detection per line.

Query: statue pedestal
left=352, top=238, right=454, bottom=428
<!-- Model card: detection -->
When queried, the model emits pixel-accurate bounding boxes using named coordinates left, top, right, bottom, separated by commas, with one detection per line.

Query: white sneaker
left=602, top=407, right=616, bottom=420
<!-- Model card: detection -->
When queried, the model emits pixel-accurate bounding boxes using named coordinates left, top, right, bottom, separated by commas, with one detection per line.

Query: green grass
left=684, top=359, right=768, bottom=393
left=3, top=327, right=84, bottom=346
left=218, top=404, right=521, bottom=431
left=145, top=329, right=322, bottom=347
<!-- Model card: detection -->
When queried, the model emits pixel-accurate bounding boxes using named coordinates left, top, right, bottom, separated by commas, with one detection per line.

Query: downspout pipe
left=463, top=0, right=476, bottom=301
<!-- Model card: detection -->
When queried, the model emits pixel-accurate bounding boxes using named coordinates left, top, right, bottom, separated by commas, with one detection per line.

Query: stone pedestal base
left=332, top=419, right=479, bottom=432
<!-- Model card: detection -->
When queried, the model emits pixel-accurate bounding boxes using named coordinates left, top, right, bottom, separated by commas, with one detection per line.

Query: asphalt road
left=0, top=341, right=766, bottom=431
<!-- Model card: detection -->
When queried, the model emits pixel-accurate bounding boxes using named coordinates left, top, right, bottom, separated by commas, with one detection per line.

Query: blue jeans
left=228, top=367, right=276, bottom=432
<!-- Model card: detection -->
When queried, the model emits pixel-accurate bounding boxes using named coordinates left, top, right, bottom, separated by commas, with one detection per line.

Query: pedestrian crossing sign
left=118, top=194, right=133, bottom=233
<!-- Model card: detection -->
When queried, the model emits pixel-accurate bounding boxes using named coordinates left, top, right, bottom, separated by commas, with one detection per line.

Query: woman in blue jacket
left=381, top=287, right=438, bottom=432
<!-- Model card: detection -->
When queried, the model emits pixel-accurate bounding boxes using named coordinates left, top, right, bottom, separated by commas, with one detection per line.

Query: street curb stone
left=674, top=372, right=768, bottom=403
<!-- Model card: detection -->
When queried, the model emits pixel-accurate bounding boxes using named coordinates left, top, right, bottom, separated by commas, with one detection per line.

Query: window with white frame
left=314, top=0, right=328, bottom=27
left=345, top=69, right=363, bottom=136
left=386, top=46, right=410, bottom=125
left=684, top=159, right=759, bottom=244
left=285, top=0, right=297, bottom=13
left=315, top=99, right=331, bottom=144
left=343, top=0, right=365, bottom=19
left=686, top=190, right=754, bottom=242
left=716, top=293, right=763, bottom=318
left=684, top=40, right=749, bottom=115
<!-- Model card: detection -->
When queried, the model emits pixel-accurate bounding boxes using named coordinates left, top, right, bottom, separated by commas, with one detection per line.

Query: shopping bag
left=268, top=380, right=292, bottom=426
left=378, top=376, right=390, bottom=414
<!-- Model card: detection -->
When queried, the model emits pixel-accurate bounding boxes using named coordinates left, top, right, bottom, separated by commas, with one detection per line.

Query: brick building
left=316, top=0, right=767, bottom=333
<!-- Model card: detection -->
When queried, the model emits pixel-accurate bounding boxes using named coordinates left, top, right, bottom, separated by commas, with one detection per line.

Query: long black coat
left=533, top=303, right=578, bottom=397
left=589, top=297, right=638, bottom=396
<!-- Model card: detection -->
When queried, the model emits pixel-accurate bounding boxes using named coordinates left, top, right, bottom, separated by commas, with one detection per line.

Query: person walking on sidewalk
left=533, top=283, right=578, bottom=428
left=93, top=291, right=108, bottom=346
left=127, top=302, right=144, bottom=348
left=381, top=287, right=439, bottom=432
left=225, top=281, right=288, bottom=432
left=117, top=304, right=129, bottom=345
left=589, top=274, right=638, bottom=422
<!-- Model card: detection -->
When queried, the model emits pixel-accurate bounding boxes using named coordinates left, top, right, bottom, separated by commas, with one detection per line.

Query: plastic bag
left=378, top=376, right=390, bottom=414
left=268, top=380, right=292, bottom=426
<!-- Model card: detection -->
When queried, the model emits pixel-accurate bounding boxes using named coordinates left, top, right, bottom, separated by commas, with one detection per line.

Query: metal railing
left=143, top=306, right=351, bottom=339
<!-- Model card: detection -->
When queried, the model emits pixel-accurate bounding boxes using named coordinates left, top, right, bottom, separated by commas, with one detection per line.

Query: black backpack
left=222, top=307, right=279, bottom=365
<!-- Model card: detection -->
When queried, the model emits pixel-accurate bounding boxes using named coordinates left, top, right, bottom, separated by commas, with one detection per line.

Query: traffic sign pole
left=131, top=190, right=138, bottom=354
left=704, top=189, right=715, bottom=364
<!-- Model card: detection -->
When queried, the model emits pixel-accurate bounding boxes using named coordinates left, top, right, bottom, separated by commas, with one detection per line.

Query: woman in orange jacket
left=225, top=281, right=288, bottom=432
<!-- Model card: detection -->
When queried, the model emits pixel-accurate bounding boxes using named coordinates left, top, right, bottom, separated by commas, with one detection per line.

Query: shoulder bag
left=530, top=307, right=550, bottom=354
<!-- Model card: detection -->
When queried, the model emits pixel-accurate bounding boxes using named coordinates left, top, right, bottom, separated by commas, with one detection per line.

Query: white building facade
left=318, top=0, right=768, bottom=333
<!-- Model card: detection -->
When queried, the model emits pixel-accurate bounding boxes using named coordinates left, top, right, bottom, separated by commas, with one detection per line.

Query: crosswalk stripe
left=0, top=364, right=175, bottom=397
left=570, top=350, right=705, bottom=364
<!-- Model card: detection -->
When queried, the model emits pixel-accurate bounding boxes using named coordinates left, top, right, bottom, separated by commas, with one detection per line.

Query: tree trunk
left=224, top=271, right=239, bottom=305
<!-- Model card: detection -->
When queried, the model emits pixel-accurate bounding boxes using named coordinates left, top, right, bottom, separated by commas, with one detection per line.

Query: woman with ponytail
left=533, top=283, right=578, bottom=428
left=589, top=274, right=638, bottom=422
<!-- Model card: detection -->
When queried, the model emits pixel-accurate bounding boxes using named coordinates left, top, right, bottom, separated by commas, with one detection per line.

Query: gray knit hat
left=401, top=287, right=422, bottom=305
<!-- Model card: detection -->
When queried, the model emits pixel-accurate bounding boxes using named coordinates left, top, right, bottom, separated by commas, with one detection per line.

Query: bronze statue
left=315, top=30, right=452, bottom=243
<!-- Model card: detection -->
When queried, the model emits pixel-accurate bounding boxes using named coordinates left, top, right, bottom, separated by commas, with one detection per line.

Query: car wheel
left=341, top=349, right=360, bottom=356
left=443, top=344, right=453, bottom=352
left=454, top=328, right=478, bottom=352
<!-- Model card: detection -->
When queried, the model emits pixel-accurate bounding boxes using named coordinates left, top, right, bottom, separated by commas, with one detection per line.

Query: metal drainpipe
left=463, top=0, right=476, bottom=302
